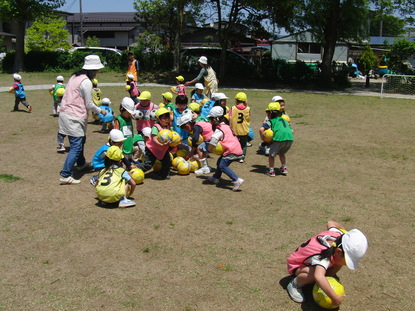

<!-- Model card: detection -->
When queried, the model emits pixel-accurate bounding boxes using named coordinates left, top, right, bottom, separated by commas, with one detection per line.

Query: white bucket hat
left=109, top=129, right=127, bottom=142
left=207, top=106, right=225, bottom=118
left=177, top=113, right=193, bottom=127
left=102, top=97, right=111, bottom=105
left=56, top=75, right=64, bottom=82
left=195, top=83, right=204, bottom=90
left=13, top=73, right=22, bottom=81
left=82, top=55, right=104, bottom=70
left=211, top=92, right=228, bottom=101
left=342, top=229, right=368, bottom=270
left=142, top=127, right=152, bottom=138
left=198, top=56, right=208, bottom=65
left=121, top=97, right=135, bottom=114
left=271, top=95, right=285, bottom=102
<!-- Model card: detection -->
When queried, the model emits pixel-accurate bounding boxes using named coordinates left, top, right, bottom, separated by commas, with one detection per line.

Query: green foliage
left=25, top=17, right=71, bottom=52
left=0, top=174, right=21, bottom=183
left=0, top=0, right=65, bottom=22
left=387, top=39, right=415, bottom=74
left=369, top=14, right=406, bottom=36
left=359, top=46, right=377, bottom=73
left=85, top=36, right=100, bottom=47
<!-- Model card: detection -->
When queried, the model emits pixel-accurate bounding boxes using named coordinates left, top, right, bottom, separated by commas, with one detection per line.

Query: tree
left=359, top=46, right=377, bottom=87
left=387, top=39, right=415, bottom=74
left=0, top=0, right=64, bottom=72
left=26, top=17, right=71, bottom=51
left=264, top=0, right=369, bottom=86
left=85, top=36, right=100, bottom=47
left=369, top=13, right=406, bottom=37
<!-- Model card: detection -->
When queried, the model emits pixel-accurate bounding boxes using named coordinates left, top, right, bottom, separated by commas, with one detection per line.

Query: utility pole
left=80, top=0, right=84, bottom=46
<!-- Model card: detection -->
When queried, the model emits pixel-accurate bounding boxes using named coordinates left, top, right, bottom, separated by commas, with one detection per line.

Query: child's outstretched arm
left=327, top=220, right=346, bottom=231
left=314, top=265, right=345, bottom=307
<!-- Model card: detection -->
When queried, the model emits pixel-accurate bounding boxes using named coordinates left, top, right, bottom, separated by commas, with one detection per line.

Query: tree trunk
left=14, top=21, right=26, bottom=72
left=365, top=73, right=370, bottom=88
left=173, top=1, right=184, bottom=72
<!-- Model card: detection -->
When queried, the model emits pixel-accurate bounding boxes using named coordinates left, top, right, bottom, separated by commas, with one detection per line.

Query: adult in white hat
left=59, top=55, right=107, bottom=185
left=185, top=56, right=218, bottom=98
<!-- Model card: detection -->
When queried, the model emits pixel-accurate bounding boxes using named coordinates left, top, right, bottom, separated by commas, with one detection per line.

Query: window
left=297, top=43, right=321, bottom=54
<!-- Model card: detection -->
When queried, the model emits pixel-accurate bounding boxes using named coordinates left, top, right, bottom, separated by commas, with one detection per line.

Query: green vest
left=116, top=115, right=134, bottom=154
left=269, top=117, right=294, bottom=142
left=53, top=84, right=65, bottom=101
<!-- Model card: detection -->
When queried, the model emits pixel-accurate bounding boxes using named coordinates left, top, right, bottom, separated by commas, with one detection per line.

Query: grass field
left=0, top=75, right=414, bottom=311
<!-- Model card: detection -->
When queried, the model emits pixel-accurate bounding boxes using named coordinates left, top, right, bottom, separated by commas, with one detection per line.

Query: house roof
left=67, top=12, right=137, bottom=23
left=369, top=36, right=415, bottom=45
left=0, top=31, right=15, bottom=37
left=83, top=27, right=136, bottom=32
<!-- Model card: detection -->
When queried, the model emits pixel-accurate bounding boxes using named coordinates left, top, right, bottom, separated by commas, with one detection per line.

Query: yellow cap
left=155, top=107, right=170, bottom=118
left=92, top=78, right=98, bottom=86
left=188, top=102, right=200, bottom=112
left=176, top=75, right=184, bottom=82
left=106, top=146, right=124, bottom=161
left=266, top=102, right=281, bottom=111
left=235, top=92, right=247, bottom=102
left=162, top=92, right=173, bottom=101
left=138, top=91, right=151, bottom=100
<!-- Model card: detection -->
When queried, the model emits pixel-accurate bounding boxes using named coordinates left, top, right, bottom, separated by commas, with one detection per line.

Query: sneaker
left=119, top=198, right=136, bottom=208
left=265, top=148, right=270, bottom=156
left=57, top=144, right=65, bottom=152
left=28, top=105, right=32, bottom=112
left=60, top=176, right=81, bottom=185
left=90, top=175, right=98, bottom=186
left=266, top=168, right=276, bottom=177
left=207, top=176, right=220, bottom=185
left=239, top=158, right=245, bottom=163
left=195, top=166, right=210, bottom=175
left=76, top=162, right=92, bottom=171
left=232, top=178, right=244, bottom=191
left=286, top=279, right=304, bottom=303
left=280, top=167, right=288, bottom=175
left=246, top=141, right=252, bottom=147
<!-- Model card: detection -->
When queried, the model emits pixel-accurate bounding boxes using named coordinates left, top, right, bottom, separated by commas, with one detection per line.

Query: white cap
left=56, top=75, right=64, bottom=82
left=102, top=97, right=111, bottom=105
left=109, top=129, right=127, bottom=142
left=342, top=229, right=368, bottom=270
left=211, top=92, right=228, bottom=101
left=13, top=73, right=22, bottom=81
left=82, top=55, right=105, bottom=70
left=142, top=127, right=152, bottom=138
left=177, top=113, right=193, bottom=127
left=271, top=95, right=285, bottom=102
left=127, top=73, right=134, bottom=79
left=207, top=106, right=224, bottom=118
left=121, top=97, right=135, bottom=114
left=195, top=83, right=204, bottom=90
left=198, top=56, right=208, bottom=64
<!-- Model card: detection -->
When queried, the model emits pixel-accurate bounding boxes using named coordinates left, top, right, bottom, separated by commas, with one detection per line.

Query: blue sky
left=61, top=0, right=135, bottom=13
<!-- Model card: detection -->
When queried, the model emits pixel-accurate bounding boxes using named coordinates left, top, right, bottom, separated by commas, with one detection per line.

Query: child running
left=10, top=74, right=32, bottom=112
left=172, top=75, right=186, bottom=96
left=286, top=220, right=368, bottom=306
left=259, top=102, right=294, bottom=176
left=206, top=106, right=244, bottom=191
left=49, top=75, right=65, bottom=115
left=95, top=146, right=136, bottom=208
left=230, top=92, right=251, bottom=163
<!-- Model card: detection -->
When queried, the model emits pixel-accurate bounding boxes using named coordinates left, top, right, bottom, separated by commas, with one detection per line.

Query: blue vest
left=14, top=82, right=26, bottom=99
left=92, top=143, right=110, bottom=170
left=172, top=109, right=189, bottom=141
left=201, top=100, right=215, bottom=118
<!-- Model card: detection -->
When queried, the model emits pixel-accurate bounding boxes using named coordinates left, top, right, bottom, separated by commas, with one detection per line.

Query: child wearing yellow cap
left=229, top=92, right=251, bottom=163
left=95, top=146, right=136, bottom=208
left=172, top=75, right=186, bottom=96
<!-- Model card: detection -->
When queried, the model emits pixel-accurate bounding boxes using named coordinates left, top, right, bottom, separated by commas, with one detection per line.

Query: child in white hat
left=49, top=75, right=65, bottom=115
left=190, top=83, right=206, bottom=105
left=10, top=73, right=32, bottom=112
left=286, top=220, right=368, bottom=307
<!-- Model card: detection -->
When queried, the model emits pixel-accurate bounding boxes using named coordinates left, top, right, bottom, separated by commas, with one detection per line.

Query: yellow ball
left=176, top=148, right=189, bottom=158
left=281, top=114, right=291, bottom=123
left=188, top=134, right=204, bottom=146
left=9, top=87, right=15, bottom=93
left=312, top=277, right=345, bottom=309
left=189, top=160, right=200, bottom=172
left=177, top=160, right=191, bottom=175
left=130, top=168, right=145, bottom=184
left=170, top=131, right=182, bottom=147
left=171, top=86, right=177, bottom=92
left=125, top=85, right=131, bottom=91
left=157, top=129, right=173, bottom=143
left=263, top=129, right=274, bottom=143
left=159, top=102, right=165, bottom=108
left=172, top=156, right=186, bottom=170
left=211, top=142, right=224, bottom=155
left=152, top=160, right=162, bottom=172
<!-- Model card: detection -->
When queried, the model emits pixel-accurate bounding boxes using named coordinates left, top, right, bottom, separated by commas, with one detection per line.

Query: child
left=113, top=97, right=135, bottom=168
left=259, top=102, right=294, bottom=176
left=91, top=129, right=127, bottom=172
left=160, top=92, right=176, bottom=112
left=126, top=73, right=140, bottom=103
left=49, top=75, right=65, bottom=115
left=135, top=91, right=158, bottom=134
left=206, top=106, right=244, bottom=191
left=10, top=74, right=32, bottom=112
left=230, top=92, right=251, bottom=163
left=191, top=83, right=206, bottom=105
left=212, top=92, right=229, bottom=115
left=286, top=220, right=368, bottom=306
left=135, top=108, right=172, bottom=180
left=200, top=97, right=215, bottom=119
left=172, top=95, right=190, bottom=142
left=188, top=102, right=208, bottom=122
left=95, top=146, right=136, bottom=208
left=172, top=75, right=186, bottom=96
left=178, top=112, right=214, bottom=175
left=99, top=97, right=114, bottom=133
left=91, top=78, right=103, bottom=121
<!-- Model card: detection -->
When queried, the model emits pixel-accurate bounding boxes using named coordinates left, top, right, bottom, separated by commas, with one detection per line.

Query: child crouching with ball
left=285, top=220, right=368, bottom=307
left=95, top=146, right=136, bottom=208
